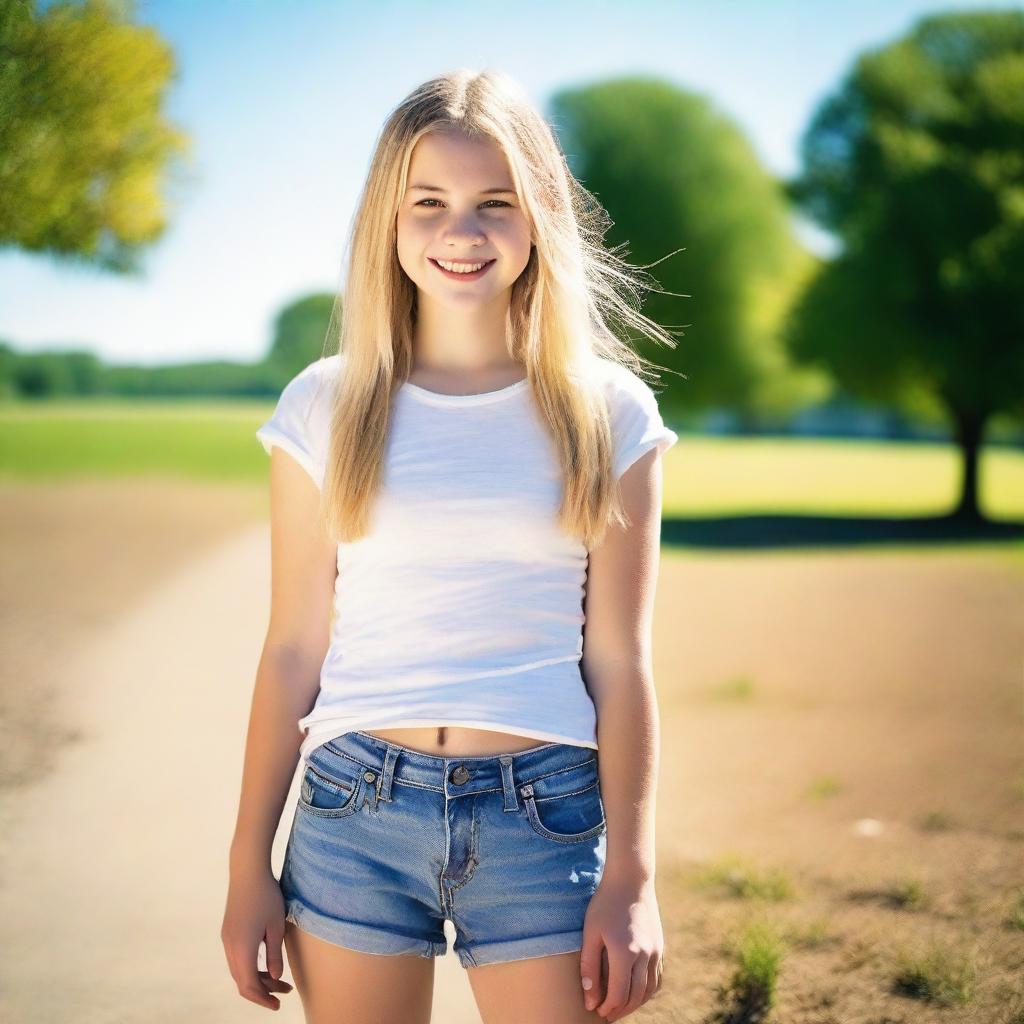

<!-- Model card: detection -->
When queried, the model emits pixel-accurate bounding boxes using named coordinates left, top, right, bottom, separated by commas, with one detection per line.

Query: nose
left=440, top=213, right=487, bottom=247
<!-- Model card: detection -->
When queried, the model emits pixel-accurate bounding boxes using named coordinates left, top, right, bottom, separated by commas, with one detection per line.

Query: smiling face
left=396, top=129, right=534, bottom=310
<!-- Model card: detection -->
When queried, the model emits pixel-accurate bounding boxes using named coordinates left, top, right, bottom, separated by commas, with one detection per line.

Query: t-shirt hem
left=255, top=426, right=323, bottom=489
left=615, top=429, right=678, bottom=480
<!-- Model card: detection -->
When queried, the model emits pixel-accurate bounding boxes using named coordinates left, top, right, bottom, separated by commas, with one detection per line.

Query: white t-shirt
left=256, top=354, right=678, bottom=763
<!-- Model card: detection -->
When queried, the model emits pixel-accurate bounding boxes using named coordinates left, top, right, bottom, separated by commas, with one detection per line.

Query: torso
left=365, top=362, right=558, bottom=758
left=361, top=726, right=550, bottom=757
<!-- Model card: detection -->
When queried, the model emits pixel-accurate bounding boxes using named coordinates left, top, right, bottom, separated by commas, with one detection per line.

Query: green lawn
left=2, top=401, right=1023, bottom=521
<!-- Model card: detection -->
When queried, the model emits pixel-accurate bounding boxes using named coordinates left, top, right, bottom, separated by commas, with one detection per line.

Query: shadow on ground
left=661, top=513, right=1024, bottom=549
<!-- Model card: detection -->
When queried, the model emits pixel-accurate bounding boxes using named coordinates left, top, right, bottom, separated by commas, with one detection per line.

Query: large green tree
left=785, top=10, right=1024, bottom=522
left=549, top=75, right=821, bottom=424
left=0, top=0, right=189, bottom=272
left=264, top=293, right=338, bottom=381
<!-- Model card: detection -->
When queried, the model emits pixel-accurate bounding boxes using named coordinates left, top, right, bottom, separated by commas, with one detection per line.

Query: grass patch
left=1008, top=888, right=1024, bottom=932
left=805, top=774, right=842, bottom=800
left=890, top=936, right=978, bottom=1006
left=884, top=877, right=929, bottom=911
left=918, top=809, right=955, bottom=831
left=692, top=854, right=795, bottom=902
left=708, top=675, right=756, bottom=702
left=710, top=916, right=785, bottom=1024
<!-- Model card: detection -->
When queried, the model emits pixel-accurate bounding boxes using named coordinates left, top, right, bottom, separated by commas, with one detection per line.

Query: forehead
left=407, top=129, right=515, bottom=190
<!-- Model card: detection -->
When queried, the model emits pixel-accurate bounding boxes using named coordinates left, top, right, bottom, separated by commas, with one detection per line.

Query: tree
left=785, top=10, right=1024, bottom=522
left=0, top=0, right=190, bottom=272
left=549, top=75, right=821, bottom=424
left=264, top=293, right=338, bottom=381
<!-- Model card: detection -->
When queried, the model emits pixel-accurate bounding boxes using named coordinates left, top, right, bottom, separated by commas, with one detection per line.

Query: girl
left=222, top=69, right=679, bottom=1024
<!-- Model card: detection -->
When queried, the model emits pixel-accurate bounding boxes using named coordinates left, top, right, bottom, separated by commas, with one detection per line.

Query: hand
left=221, top=866, right=295, bottom=1011
left=579, top=875, right=665, bottom=1021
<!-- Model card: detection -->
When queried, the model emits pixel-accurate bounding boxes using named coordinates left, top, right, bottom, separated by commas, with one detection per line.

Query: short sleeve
left=606, top=364, right=679, bottom=481
left=255, top=359, right=334, bottom=489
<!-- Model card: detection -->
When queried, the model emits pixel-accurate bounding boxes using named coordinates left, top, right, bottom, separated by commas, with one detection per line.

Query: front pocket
left=298, top=763, right=363, bottom=818
left=520, top=761, right=606, bottom=843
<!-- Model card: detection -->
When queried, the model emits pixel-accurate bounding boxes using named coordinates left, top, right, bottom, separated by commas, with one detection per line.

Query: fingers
left=579, top=929, right=605, bottom=1013
left=265, top=924, right=286, bottom=981
left=594, top=946, right=632, bottom=1019
left=597, top=949, right=664, bottom=1021
left=223, top=936, right=293, bottom=1011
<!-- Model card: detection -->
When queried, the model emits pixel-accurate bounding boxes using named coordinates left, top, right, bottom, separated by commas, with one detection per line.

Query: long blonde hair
left=318, top=68, right=681, bottom=549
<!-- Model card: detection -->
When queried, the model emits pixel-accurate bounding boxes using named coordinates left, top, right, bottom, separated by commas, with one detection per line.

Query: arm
left=578, top=445, right=667, bottom=1019
left=221, top=447, right=337, bottom=1009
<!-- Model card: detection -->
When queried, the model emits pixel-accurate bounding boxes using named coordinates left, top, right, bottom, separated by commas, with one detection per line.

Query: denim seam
left=446, top=799, right=480, bottom=895
left=533, top=779, right=600, bottom=803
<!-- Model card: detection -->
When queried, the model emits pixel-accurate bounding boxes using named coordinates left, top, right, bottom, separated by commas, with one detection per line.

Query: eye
left=414, top=199, right=513, bottom=209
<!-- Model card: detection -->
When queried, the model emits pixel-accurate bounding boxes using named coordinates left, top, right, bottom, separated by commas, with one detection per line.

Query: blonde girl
left=222, top=68, right=678, bottom=1024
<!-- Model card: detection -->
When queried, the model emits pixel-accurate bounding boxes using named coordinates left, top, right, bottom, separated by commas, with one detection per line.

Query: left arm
left=578, top=445, right=667, bottom=1020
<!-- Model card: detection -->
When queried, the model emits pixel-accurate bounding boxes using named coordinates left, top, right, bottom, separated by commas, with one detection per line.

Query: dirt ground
left=0, top=479, right=1021, bottom=1023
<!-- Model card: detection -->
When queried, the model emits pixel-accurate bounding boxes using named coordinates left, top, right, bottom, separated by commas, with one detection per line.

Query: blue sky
left=0, top=0, right=1010, bottom=366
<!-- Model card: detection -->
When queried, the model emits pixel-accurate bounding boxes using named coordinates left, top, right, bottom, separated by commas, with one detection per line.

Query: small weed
left=885, top=877, right=929, bottom=910
left=918, top=809, right=954, bottom=831
left=890, top=936, right=977, bottom=1006
left=785, top=915, right=836, bottom=950
left=1008, top=888, right=1024, bottom=931
left=709, top=675, right=755, bottom=702
left=806, top=774, right=842, bottom=800
left=693, top=854, right=795, bottom=902
left=710, top=917, right=785, bottom=1024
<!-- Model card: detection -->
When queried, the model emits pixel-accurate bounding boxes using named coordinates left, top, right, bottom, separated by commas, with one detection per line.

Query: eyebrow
left=408, top=184, right=517, bottom=195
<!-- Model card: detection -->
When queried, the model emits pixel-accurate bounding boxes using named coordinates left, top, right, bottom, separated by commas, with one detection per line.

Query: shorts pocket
left=519, top=759, right=606, bottom=844
left=298, top=761, right=363, bottom=818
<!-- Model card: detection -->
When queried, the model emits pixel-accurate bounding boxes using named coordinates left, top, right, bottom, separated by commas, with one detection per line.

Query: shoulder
left=589, top=356, right=678, bottom=480
left=591, top=356, right=666, bottom=414
left=283, top=352, right=345, bottom=399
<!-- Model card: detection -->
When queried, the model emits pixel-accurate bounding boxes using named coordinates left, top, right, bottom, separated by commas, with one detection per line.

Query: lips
left=429, top=258, right=496, bottom=281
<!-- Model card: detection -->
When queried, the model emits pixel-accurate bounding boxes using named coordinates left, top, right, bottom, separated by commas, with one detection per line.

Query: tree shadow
left=660, top=513, right=1024, bottom=549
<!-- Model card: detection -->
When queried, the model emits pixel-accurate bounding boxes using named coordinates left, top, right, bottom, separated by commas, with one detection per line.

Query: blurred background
left=1, top=1, right=1022, bottom=1021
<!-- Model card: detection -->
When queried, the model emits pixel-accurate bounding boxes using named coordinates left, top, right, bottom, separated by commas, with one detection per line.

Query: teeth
left=436, top=259, right=488, bottom=273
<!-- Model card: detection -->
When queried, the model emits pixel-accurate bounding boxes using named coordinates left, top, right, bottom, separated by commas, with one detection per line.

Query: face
left=396, top=129, right=534, bottom=308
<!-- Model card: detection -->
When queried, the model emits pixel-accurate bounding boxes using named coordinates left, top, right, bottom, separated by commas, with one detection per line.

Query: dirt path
left=1, top=479, right=1021, bottom=1021
left=0, top=507, right=485, bottom=1019
left=0, top=516, right=482, bottom=1024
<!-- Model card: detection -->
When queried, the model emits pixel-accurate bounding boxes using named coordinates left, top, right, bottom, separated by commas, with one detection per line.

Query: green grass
left=891, top=937, right=978, bottom=1006
left=0, top=400, right=271, bottom=483
left=691, top=854, right=795, bottom=902
left=1, top=402, right=1023, bottom=521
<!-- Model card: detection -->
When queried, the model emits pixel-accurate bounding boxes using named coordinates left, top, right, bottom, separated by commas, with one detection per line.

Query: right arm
left=221, top=447, right=338, bottom=1009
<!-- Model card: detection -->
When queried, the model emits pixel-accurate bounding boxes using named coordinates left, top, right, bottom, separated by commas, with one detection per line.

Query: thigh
left=466, top=949, right=602, bottom=1024
left=284, top=919, right=435, bottom=1024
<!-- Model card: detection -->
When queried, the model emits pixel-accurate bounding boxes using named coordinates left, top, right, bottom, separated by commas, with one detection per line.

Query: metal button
left=450, top=765, right=471, bottom=785
left=363, top=770, right=376, bottom=782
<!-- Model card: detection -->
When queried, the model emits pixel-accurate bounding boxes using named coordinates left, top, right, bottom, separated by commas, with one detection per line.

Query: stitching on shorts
left=305, top=763, right=356, bottom=793
left=533, top=778, right=600, bottom=803
left=446, top=799, right=480, bottom=895
left=522, top=759, right=597, bottom=788
left=320, top=744, right=378, bottom=773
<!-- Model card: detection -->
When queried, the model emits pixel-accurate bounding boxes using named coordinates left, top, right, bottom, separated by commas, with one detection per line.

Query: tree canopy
left=0, top=0, right=189, bottom=272
left=786, top=9, right=1024, bottom=519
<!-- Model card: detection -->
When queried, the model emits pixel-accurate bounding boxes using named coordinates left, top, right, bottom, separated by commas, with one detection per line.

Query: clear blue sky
left=0, top=0, right=1010, bottom=367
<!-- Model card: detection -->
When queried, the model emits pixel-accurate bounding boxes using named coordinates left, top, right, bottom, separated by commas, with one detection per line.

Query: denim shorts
left=279, top=729, right=607, bottom=968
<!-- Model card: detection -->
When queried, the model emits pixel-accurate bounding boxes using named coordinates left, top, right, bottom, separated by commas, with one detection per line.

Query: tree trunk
left=950, top=409, right=987, bottom=523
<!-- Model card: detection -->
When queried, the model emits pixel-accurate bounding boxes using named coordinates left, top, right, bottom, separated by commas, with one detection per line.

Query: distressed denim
left=280, top=729, right=607, bottom=967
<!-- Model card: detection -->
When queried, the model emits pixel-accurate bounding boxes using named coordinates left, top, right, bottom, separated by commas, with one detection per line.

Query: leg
left=466, top=949, right=602, bottom=1024
left=285, top=919, right=435, bottom=1024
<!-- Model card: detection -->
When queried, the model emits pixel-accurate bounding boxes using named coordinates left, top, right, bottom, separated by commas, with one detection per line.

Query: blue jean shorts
left=279, top=729, right=607, bottom=968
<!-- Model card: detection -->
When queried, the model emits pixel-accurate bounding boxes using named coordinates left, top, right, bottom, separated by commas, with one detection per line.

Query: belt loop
left=379, top=743, right=400, bottom=803
left=498, top=754, right=519, bottom=812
